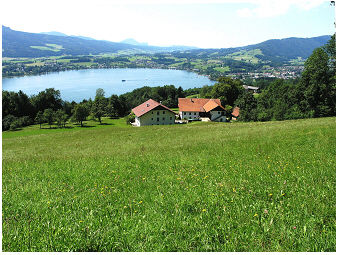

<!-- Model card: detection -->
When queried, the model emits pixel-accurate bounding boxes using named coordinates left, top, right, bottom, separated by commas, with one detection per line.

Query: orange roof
left=203, top=99, right=221, bottom=112
left=232, top=107, right=240, bottom=117
left=132, top=99, right=176, bottom=117
left=178, top=98, right=225, bottom=112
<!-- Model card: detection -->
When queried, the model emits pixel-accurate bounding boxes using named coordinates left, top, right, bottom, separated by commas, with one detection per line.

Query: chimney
left=146, top=103, right=149, bottom=107
left=191, top=98, right=193, bottom=102
left=160, top=101, right=162, bottom=105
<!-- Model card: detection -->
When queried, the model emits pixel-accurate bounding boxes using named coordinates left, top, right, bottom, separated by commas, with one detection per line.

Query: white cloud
left=236, top=0, right=325, bottom=18
left=236, top=7, right=254, bottom=17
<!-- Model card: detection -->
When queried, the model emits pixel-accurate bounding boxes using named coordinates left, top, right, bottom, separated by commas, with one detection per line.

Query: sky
left=0, top=0, right=336, bottom=49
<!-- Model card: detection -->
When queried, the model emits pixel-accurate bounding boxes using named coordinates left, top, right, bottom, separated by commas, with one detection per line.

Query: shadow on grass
left=40, top=126, right=75, bottom=130
left=99, top=123, right=113, bottom=126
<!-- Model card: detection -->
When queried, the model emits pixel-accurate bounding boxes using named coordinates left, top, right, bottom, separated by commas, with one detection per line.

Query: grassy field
left=2, top=117, right=336, bottom=251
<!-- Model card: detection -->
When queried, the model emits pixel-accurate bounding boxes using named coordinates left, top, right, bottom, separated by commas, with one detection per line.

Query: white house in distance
left=178, top=98, right=227, bottom=122
left=132, top=99, right=176, bottom=127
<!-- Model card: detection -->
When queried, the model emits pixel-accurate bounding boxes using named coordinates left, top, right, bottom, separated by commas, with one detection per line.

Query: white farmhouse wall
left=210, top=110, right=226, bottom=122
left=179, top=111, right=200, bottom=119
left=137, top=110, right=176, bottom=126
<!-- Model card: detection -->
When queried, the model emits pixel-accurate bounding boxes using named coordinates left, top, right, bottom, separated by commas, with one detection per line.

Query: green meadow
left=2, top=117, right=336, bottom=251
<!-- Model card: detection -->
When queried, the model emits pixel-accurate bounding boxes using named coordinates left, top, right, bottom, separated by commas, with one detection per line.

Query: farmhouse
left=178, top=98, right=227, bottom=122
left=132, top=99, right=176, bottom=127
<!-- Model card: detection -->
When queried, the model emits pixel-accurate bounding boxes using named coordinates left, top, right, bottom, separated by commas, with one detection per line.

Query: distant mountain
left=2, top=26, right=197, bottom=57
left=2, top=26, right=331, bottom=61
left=40, top=31, right=96, bottom=41
left=120, top=38, right=149, bottom=46
left=188, top=35, right=331, bottom=63
left=40, top=31, right=68, bottom=37
left=243, top=36, right=332, bottom=62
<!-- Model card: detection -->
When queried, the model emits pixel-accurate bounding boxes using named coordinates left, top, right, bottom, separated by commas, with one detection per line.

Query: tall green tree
left=210, top=77, right=244, bottom=107
left=34, top=111, right=45, bottom=129
left=298, top=35, right=336, bottom=117
left=31, top=88, right=63, bottom=115
left=43, top=108, right=54, bottom=129
left=55, top=109, right=68, bottom=128
left=106, top=94, right=120, bottom=118
left=95, top=88, right=105, bottom=99
left=92, top=97, right=108, bottom=124
left=73, top=104, right=88, bottom=127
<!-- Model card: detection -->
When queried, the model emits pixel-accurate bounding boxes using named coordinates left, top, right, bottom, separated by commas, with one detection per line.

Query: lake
left=2, top=68, right=216, bottom=102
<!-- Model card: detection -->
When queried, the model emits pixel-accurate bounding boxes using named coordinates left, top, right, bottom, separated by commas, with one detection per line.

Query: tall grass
left=2, top=118, right=336, bottom=251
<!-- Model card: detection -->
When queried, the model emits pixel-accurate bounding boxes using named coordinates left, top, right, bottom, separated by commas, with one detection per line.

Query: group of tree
left=234, top=34, right=336, bottom=121
left=2, top=87, right=129, bottom=131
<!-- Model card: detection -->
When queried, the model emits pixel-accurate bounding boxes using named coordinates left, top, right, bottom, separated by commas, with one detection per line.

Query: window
left=170, top=117, right=172, bottom=120
left=151, top=118, right=153, bottom=120
left=157, top=111, right=159, bottom=115
left=194, top=112, right=196, bottom=115
left=189, top=112, right=191, bottom=115
left=163, top=111, right=165, bottom=114
left=157, top=118, right=159, bottom=122
left=163, top=117, right=165, bottom=120
left=152, top=111, right=153, bottom=114
left=218, top=112, right=220, bottom=114
left=184, top=112, right=186, bottom=115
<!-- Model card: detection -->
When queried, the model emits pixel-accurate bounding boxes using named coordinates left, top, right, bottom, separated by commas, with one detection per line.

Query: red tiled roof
left=178, top=98, right=225, bottom=112
left=132, top=99, right=176, bottom=117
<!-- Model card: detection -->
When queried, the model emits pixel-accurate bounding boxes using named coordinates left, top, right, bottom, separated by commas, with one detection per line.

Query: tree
left=55, top=109, right=68, bottom=128
left=73, top=104, right=88, bottom=127
left=95, top=88, right=105, bottom=99
left=234, top=91, right=258, bottom=122
left=31, top=88, right=63, bottom=115
left=298, top=36, right=336, bottom=117
left=92, top=97, right=107, bottom=124
left=210, top=77, right=245, bottom=107
left=106, top=94, right=120, bottom=118
left=35, top=111, right=45, bottom=129
left=43, top=108, right=55, bottom=129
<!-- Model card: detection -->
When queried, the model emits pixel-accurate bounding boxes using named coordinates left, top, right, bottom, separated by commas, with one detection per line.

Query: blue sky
left=1, top=0, right=336, bottom=48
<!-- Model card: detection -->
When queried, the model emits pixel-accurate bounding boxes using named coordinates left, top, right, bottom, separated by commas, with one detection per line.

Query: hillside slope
left=2, top=26, right=196, bottom=57
left=187, top=35, right=331, bottom=63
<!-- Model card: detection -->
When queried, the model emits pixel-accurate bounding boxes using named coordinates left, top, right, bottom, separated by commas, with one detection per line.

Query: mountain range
left=2, top=26, right=331, bottom=62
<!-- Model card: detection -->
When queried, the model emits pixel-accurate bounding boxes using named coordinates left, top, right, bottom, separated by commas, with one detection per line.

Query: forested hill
left=187, top=35, right=331, bottom=63
left=2, top=26, right=196, bottom=58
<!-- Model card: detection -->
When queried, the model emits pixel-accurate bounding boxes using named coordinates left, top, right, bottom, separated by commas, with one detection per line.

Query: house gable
left=132, top=99, right=176, bottom=126
left=132, top=99, right=176, bottom=118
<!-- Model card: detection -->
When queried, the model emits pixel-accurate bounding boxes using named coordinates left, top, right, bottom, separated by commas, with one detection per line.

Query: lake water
left=2, top=68, right=216, bottom=102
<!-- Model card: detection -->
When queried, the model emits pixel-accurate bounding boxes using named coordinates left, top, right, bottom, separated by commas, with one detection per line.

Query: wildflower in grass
left=139, top=201, right=143, bottom=204
left=203, top=209, right=206, bottom=212
left=269, top=194, right=273, bottom=196
left=254, top=213, right=258, bottom=217
left=79, top=221, right=83, bottom=223
left=264, top=209, right=268, bottom=214
left=293, top=226, right=296, bottom=229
